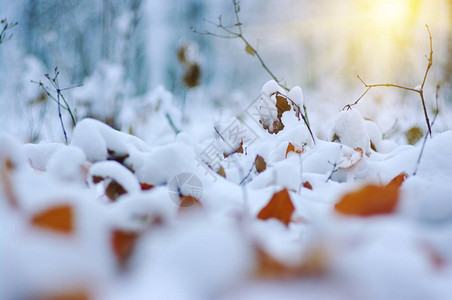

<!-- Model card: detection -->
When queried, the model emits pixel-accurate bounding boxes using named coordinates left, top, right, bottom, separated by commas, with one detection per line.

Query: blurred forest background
left=0, top=0, right=451, bottom=142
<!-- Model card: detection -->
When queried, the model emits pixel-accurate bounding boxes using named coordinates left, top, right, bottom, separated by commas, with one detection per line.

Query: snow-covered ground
left=1, top=78, right=452, bottom=300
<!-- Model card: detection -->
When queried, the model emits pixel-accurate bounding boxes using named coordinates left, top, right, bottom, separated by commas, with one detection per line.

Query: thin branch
left=0, top=18, right=18, bottom=45
left=344, top=25, right=433, bottom=136
left=326, top=160, right=340, bottom=183
left=192, top=0, right=313, bottom=129
left=239, top=155, right=258, bottom=185
left=165, top=113, right=180, bottom=135
left=31, top=67, right=81, bottom=144
left=413, top=84, right=440, bottom=176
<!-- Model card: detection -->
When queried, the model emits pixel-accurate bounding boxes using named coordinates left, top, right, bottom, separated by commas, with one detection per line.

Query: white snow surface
left=1, top=81, right=452, bottom=300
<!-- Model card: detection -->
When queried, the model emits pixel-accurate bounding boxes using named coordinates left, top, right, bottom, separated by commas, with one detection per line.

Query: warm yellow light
left=370, top=0, right=415, bottom=26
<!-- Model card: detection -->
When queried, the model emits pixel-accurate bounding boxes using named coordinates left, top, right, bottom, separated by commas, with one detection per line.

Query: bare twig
left=326, top=160, right=340, bottom=183
left=413, top=84, right=440, bottom=176
left=165, top=113, right=180, bottom=135
left=344, top=25, right=433, bottom=136
left=239, top=155, right=258, bottom=185
left=192, top=0, right=312, bottom=128
left=0, top=18, right=18, bottom=45
left=31, top=67, right=81, bottom=144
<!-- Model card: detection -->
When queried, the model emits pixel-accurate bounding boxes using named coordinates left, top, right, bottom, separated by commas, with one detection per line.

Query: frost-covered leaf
left=257, top=188, right=295, bottom=226
left=31, top=204, right=74, bottom=234
left=337, top=147, right=363, bottom=170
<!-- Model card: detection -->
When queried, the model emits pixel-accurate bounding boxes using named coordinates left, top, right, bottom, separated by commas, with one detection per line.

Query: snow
left=330, top=109, right=371, bottom=154
left=1, top=9, right=452, bottom=299
left=288, top=86, right=304, bottom=107
left=89, top=160, right=140, bottom=195
left=2, top=75, right=452, bottom=299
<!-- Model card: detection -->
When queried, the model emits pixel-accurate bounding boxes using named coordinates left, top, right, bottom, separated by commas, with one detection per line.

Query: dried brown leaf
left=105, top=180, right=127, bottom=201
left=111, top=229, right=139, bottom=270
left=257, top=188, right=295, bottom=227
left=334, top=172, right=406, bottom=216
left=302, top=181, right=313, bottom=190
left=140, top=183, right=155, bottom=190
left=31, top=204, right=74, bottom=235
left=255, top=155, right=267, bottom=173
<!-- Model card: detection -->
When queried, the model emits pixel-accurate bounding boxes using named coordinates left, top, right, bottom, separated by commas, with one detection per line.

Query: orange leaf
left=105, top=180, right=127, bottom=201
left=257, top=188, right=295, bottom=226
left=224, top=140, right=244, bottom=158
left=31, top=204, right=74, bottom=234
left=334, top=172, right=408, bottom=217
left=337, top=147, right=363, bottom=170
left=285, top=142, right=303, bottom=158
left=255, top=155, right=267, bottom=173
left=35, top=290, right=91, bottom=300
left=255, top=244, right=328, bottom=279
left=254, top=246, right=289, bottom=279
left=140, top=183, right=155, bottom=190
left=303, top=181, right=313, bottom=190
left=111, top=229, right=139, bottom=270
left=335, top=185, right=399, bottom=217
left=179, top=195, right=202, bottom=208
left=387, top=172, right=408, bottom=189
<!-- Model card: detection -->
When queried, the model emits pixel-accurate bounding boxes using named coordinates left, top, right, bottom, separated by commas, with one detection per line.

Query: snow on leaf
left=255, top=244, right=328, bottom=279
left=337, top=147, right=363, bottom=170
left=31, top=204, right=74, bottom=235
left=224, top=140, right=244, bottom=158
left=285, top=142, right=303, bottom=158
left=105, top=180, right=127, bottom=201
left=257, top=188, right=295, bottom=226
left=179, top=195, right=202, bottom=209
